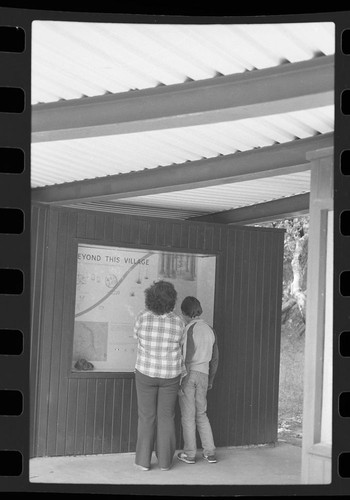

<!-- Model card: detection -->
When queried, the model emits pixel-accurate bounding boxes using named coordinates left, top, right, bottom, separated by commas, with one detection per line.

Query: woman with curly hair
left=133, top=280, right=186, bottom=472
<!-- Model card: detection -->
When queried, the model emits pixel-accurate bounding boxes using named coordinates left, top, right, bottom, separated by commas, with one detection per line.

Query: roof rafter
left=31, top=55, right=334, bottom=143
left=187, top=193, right=310, bottom=224
left=31, top=132, right=333, bottom=204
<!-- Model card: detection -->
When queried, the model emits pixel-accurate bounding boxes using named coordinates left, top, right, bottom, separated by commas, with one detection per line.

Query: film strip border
left=0, top=13, right=29, bottom=488
left=336, top=22, right=350, bottom=483
left=0, top=6, right=349, bottom=495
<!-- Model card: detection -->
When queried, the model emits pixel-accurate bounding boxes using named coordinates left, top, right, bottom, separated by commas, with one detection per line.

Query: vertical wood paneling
left=255, top=231, right=268, bottom=445
left=234, top=230, right=250, bottom=446
left=57, top=211, right=79, bottom=456
left=129, top=216, right=140, bottom=245
left=273, top=233, right=284, bottom=425
left=155, top=220, right=166, bottom=247
left=74, top=378, right=88, bottom=455
left=171, top=223, right=182, bottom=248
left=85, top=213, right=96, bottom=239
left=93, top=379, right=107, bottom=454
left=138, top=218, right=149, bottom=246
left=76, top=211, right=87, bottom=238
left=188, top=225, right=197, bottom=248
left=30, top=205, right=49, bottom=458
left=215, top=229, right=236, bottom=446
left=94, top=213, right=106, bottom=240
left=203, top=225, right=214, bottom=251
left=47, top=211, right=70, bottom=456
left=195, top=223, right=205, bottom=249
left=164, top=221, right=173, bottom=247
left=179, top=223, right=189, bottom=249
left=65, top=378, right=79, bottom=455
left=121, top=214, right=132, bottom=243
left=111, top=379, right=124, bottom=453
left=113, top=216, right=123, bottom=241
left=266, top=232, right=284, bottom=443
left=266, top=232, right=281, bottom=443
left=35, top=208, right=60, bottom=456
left=84, top=379, right=97, bottom=454
left=120, top=379, right=132, bottom=452
left=102, top=379, right=115, bottom=454
left=258, top=232, right=273, bottom=444
left=210, top=226, right=228, bottom=444
left=208, top=226, right=284, bottom=449
left=249, top=230, right=265, bottom=445
left=103, top=213, right=114, bottom=241
left=242, top=231, right=258, bottom=446
left=212, top=224, right=222, bottom=252
left=146, top=220, right=157, bottom=245
left=31, top=207, right=284, bottom=457
left=263, top=233, right=274, bottom=443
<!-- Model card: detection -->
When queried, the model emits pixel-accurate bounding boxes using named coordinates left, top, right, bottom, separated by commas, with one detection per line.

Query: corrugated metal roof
left=31, top=21, right=334, bottom=105
left=60, top=201, right=205, bottom=220
left=30, top=106, right=333, bottom=188
left=114, top=171, right=311, bottom=212
left=31, top=20, right=334, bottom=219
left=61, top=171, right=311, bottom=219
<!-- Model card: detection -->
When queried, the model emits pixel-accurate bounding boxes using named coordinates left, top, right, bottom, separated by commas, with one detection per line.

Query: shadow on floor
left=29, top=441, right=301, bottom=486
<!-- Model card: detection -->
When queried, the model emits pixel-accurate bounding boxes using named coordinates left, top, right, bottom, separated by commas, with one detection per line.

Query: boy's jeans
left=178, top=370, right=215, bottom=457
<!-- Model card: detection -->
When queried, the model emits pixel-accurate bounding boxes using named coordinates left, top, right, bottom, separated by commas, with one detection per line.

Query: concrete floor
left=29, top=441, right=301, bottom=485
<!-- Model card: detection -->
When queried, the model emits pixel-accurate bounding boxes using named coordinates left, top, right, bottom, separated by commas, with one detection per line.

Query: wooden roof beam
left=32, top=55, right=334, bottom=143
left=31, top=133, right=333, bottom=204
left=187, top=193, right=310, bottom=224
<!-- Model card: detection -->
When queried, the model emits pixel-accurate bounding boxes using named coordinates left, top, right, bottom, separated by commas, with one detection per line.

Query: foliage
left=255, top=215, right=309, bottom=334
left=271, top=216, right=309, bottom=294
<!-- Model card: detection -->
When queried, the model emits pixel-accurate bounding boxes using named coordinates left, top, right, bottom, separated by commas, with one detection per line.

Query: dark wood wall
left=30, top=204, right=284, bottom=457
left=208, top=226, right=284, bottom=447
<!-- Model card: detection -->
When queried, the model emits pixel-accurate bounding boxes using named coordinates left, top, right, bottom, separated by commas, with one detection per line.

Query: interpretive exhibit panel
left=72, top=244, right=216, bottom=372
left=31, top=206, right=284, bottom=456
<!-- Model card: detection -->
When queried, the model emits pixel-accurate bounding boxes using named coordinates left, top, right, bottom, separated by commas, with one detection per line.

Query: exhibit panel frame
left=70, top=240, right=218, bottom=376
left=30, top=204, right=284, bottom=457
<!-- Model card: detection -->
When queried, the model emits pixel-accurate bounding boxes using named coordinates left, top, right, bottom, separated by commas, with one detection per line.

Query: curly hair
left=144, top=280, right=177, bottom=315
left=181, top=296, right=203, bottom=318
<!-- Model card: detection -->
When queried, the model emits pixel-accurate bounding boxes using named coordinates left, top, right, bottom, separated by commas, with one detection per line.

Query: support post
left=301, top=147, right=333, bottom=484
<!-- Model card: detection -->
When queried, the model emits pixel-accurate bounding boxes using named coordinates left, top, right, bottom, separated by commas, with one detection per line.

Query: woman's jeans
left=135, top=369, right=180, bottom=469
left=178, top=370, right=215, bottom=457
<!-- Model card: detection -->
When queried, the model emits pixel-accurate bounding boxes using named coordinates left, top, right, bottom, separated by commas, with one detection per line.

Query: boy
left=177, top=296, right=219, bottom=465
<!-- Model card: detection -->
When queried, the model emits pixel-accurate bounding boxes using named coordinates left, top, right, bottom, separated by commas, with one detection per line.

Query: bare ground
left=278, top=415, right=303, bottom=447
left=278, top=319, right=305, bottom=448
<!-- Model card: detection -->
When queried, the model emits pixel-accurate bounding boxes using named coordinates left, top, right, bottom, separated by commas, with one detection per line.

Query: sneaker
left=177, top=452, right=196, bottom=464
left=134, top=463, right=150, bottom=471
left=202, top=454, right=217, bottom=463
left=160, top=467, right=170, bottom=471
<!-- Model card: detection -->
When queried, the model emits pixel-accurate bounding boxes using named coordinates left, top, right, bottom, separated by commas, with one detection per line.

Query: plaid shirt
left=133, top=310, right=186, bottom=378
